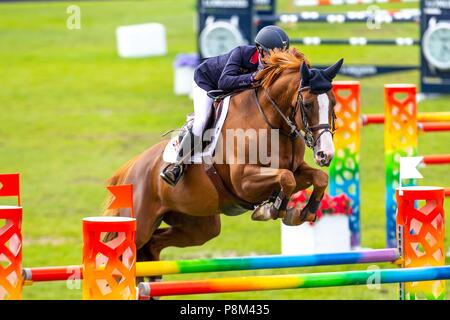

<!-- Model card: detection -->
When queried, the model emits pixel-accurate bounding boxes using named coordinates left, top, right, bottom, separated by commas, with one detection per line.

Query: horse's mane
left=255, top=48, right=310, bottom=89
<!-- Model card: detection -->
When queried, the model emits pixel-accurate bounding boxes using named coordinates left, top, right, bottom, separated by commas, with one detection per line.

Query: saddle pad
left=162, top=96, right=231, bottom=164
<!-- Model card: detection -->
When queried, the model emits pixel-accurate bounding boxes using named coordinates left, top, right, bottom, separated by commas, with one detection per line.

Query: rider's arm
left=218, top=47, right=254, bottom=91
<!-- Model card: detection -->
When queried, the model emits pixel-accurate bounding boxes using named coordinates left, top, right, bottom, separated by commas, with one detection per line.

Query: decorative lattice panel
left=384, top=84, right=418, bottom=248
left=0, top=206, right=23, bottom=300
left=396, top=187, right=445, bottom=300
left=82, top=217, right=136, bottom=300
left=329, top=81, right=361, bottom=248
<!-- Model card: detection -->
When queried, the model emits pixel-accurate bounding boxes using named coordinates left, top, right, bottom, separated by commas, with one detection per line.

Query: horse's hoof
left=282, top=207, right=301, bottom=226
left=251, top=203, right=272, bottom=221
left=305, top=211, right=317, bottom=222
left=300, top=207, right=317, bottom=223
left=282, top=206, right=316, bottom=226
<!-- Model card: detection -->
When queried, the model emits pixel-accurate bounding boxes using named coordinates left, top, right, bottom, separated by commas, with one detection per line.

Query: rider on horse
left=161, top=25, right=290, bottom=186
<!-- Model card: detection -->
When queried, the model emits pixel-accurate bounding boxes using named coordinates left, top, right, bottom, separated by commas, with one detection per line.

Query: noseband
left=254, top=85, right=336, bottom=150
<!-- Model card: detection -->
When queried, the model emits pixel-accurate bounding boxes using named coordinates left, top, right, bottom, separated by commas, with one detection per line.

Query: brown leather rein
left=254, top=84, right=336, bottom=168
left=254, top=84, right=337, bottom=170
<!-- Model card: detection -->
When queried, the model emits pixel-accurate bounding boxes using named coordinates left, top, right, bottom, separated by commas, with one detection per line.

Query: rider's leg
left=160, top=83, right=213, bottom=186
left=178, top=83, right=212, bottom=160
left=191, top=83, right=213, bottom=137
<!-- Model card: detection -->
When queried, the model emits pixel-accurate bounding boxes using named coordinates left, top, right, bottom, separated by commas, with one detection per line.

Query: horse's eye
left=304, top=102, right=313, bottom=109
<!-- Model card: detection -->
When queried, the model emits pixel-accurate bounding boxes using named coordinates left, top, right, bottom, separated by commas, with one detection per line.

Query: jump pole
left=422, top=154, right=450, bottom=165
left=362, top=112, right=450, bottom=125
left=418, top=122, right=450, bottom=132
left=138, top=186, right=447, bottom=299
left=138, top=266, right=450, bottom=298
left=293, top=0, right=419, bottom=6
left=23, top=248, right=400, bottom=281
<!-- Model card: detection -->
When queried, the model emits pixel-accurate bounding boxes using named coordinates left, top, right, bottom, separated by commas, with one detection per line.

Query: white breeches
left=192, top=83, right=213, bottom=136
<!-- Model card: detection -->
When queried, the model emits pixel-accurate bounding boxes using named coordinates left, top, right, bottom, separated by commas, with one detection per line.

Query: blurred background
left=0, top=0, right=449, bottom=299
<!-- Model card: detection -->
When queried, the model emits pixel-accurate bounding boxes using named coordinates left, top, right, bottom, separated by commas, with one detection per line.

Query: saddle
left=207, top=89, right=235, bottom=102
left=208, top=89, right=248, bottom=104
left=201, top=89, right=248, bottom=150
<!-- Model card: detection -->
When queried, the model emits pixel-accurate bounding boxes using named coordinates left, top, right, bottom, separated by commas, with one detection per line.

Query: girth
left=204, top=163, right=255, bottom=216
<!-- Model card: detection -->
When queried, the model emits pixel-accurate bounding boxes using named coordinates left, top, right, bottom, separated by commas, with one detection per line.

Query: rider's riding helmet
left=254, top=25, right=290, bottom=53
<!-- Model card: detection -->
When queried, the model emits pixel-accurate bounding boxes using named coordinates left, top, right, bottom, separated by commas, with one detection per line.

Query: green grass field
left=0, top=0, right=449, bottom=300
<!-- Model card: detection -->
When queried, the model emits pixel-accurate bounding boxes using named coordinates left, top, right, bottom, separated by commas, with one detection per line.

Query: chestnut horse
left=103, top=49, right=343, bottom=270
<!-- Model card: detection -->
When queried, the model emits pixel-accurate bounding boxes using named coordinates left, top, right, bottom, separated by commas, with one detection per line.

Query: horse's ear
left=300, top=62, right=311, bottom=85
left=323, top=58, right=344, bottom=80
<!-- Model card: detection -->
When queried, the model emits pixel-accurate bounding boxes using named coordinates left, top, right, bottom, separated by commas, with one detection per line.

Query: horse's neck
left=218, top=89, right=304, bottom=170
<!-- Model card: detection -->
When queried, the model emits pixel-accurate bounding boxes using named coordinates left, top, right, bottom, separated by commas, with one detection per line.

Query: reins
left=253, top=85, right=337, bottom=170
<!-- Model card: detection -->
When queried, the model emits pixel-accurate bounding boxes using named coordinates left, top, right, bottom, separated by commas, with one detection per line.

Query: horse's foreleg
left=282, top=161, right=329, bottom=226
left=231, top=165, right=297, bottom=221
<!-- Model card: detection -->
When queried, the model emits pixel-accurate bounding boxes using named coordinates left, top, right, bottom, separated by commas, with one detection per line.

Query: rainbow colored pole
left=22, top=265, right=82, bottom=282
left=329, top=81, right=361, bottom=248
left=384, top=84, right=417, bottom=248
left=23, top=248, right=399, bottom=281
left=362, top=112, right=450, bottom=125
left=422, top=154, right=450, bottom=165
left=134, top=249, right=399, bottom=276
left=361, top=114, right=384, bottom=125
left=417, top=112, right=450, bottom=122
left=137, top=266, right=450, bottom=298
left=418, top=122, right=450, bottom=132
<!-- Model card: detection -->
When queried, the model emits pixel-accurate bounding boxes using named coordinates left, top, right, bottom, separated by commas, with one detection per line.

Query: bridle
left=295, top=86, right=337, bottom=149
left=254, top=84, right=337, bottom=151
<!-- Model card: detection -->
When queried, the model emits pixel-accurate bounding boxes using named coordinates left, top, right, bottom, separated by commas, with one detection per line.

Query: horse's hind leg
left=141, top=212, right=221, bottom=266
left=136, top=227, right=167, bottom=284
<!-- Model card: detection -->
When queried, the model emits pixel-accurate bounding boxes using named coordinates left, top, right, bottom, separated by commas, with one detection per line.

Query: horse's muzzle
left=314, top=131, right=334, bottom=167
left=315, top=150, right=333, bottom=167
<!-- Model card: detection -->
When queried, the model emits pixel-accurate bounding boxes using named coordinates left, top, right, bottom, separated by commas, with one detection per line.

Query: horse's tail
left=102, top=153, right=142, bottom=217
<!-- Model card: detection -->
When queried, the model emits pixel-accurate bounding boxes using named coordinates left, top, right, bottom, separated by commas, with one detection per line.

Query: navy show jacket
left=194, top=45, right=260, bottom=92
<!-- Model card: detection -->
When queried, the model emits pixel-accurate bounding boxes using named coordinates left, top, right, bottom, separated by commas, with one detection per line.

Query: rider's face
left=258, top=47, right=269, bottom=65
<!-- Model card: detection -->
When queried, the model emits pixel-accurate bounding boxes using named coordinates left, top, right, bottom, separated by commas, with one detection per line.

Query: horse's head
left=296, top=59, right=343, bottom=167
left=255, top=50, right=343, bottom=167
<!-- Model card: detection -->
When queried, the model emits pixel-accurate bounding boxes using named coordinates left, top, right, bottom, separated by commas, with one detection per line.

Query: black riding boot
left=160, top=129, right=200, bottom=186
